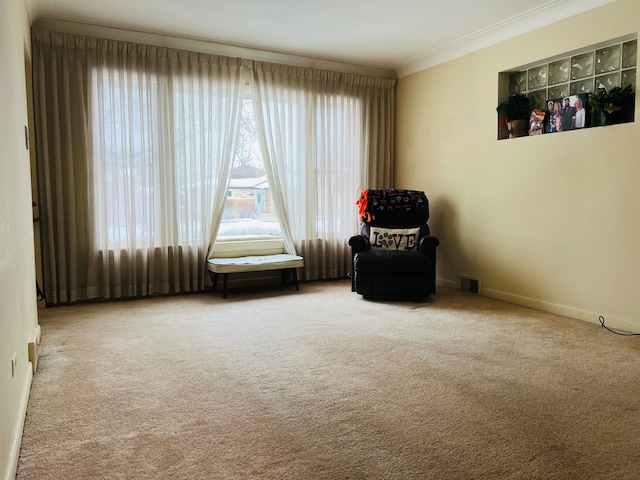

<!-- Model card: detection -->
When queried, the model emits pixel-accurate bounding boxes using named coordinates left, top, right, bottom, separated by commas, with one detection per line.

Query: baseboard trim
left=436, top=278, right=458, bottom=290
left=435, top=278, right=639, bottom=334
left=4, top=367, right=33, bottom=480
left=483, top=288, right=640, bottom=334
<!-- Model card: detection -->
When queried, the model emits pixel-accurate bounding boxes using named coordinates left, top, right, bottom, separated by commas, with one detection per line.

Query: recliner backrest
left=359, top=189, right=429, bottom=226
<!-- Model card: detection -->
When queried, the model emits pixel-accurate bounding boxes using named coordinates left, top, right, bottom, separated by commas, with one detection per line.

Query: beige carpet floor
left=16, top=280, right=640, bottom=479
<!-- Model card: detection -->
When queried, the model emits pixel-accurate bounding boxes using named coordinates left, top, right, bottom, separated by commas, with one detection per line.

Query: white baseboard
left=436, top=278, right=458, bottom=290
left=4, top=367, right=33, bottom=480
left=483, top=288, right=640, bottom=334
left=435, top=278, right=640, bottom=334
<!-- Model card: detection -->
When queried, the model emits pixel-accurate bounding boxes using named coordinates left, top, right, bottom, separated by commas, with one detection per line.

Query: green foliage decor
left=590, top=84, right=634, bottom=114
left=496, top=93, right=532, bottom=122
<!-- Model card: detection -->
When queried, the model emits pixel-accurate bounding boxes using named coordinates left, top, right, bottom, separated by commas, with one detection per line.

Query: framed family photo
left=544, top=93, right=590, bottom=133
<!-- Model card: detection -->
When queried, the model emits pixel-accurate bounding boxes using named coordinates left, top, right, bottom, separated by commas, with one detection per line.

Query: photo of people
left=544, top=94, right=589, bottom=133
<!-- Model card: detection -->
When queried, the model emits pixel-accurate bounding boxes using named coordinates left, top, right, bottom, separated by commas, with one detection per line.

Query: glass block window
left=622, top=40, right=637, bottom=68
left=508, top=38, right=637, bottom=111
left=528, top=65, right=547, bottom=90
left=596, top=45, right=621, bottom=74
left=509, top=71, right=527, bottom=94
left=571, top=52, right=594, bottom=80
left=549, top=59, right=570, bottom=86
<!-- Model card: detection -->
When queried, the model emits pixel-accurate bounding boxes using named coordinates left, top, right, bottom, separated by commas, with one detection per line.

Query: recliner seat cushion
left=354, top=251, right=430, bottom=274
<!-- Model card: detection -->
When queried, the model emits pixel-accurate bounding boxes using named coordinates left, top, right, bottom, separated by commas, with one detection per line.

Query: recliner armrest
left=348, top=234, right=370, bottom=254
left=419, top=235, right=440, bottom=255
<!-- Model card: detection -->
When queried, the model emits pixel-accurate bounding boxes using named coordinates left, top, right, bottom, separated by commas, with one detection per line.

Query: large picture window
left=32, top=29, right=395, bottom=303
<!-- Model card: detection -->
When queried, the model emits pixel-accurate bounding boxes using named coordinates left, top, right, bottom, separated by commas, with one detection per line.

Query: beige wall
left=396, top=0, right=640, bottom=332
left=0, top=0, right=39, bottom=478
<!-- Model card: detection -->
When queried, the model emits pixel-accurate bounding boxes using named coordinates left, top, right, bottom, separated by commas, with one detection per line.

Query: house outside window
left=217, top=97, right=282, bottom=239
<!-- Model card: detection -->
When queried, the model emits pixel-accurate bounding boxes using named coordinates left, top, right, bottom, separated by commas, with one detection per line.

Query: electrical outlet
left=11, top=351, right=17, bottom=378
left=28, top=341, right=39, bottom=374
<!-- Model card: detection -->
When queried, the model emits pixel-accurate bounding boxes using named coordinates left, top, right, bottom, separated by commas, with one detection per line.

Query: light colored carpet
left=17, top=280, right=640, bottom=479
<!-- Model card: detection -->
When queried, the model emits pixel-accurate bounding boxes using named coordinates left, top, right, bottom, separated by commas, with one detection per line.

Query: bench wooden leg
left=222, top=273, right=229, bottom=299
left=280, top=268, right=299, bottom=291
left=292, top=268, right=299, bottom=291
left=209, top=271, right=218, bottom=292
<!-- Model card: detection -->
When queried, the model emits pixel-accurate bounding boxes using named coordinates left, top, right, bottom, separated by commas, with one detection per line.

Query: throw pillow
left=369, top=227, right=420, bottom=251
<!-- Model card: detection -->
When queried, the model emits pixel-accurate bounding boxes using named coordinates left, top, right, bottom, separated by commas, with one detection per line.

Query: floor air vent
left=460, top=275, right=481, bottom=294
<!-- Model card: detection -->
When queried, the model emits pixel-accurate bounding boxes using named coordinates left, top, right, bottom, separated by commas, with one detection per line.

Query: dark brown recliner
left=348, top=189, right=439, bottom=300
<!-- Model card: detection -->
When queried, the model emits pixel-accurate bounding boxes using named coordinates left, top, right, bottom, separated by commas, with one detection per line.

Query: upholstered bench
left=207, top=238, right=304, bottom=298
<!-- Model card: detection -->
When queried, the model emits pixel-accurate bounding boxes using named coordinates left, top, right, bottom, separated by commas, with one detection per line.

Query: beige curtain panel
left=251, top=62, right=396, bottom=280
left=32, top=29, right=395, bottom=304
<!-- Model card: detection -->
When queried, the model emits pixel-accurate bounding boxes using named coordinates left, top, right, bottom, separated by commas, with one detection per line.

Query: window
left=217, top=97, right=282, bottom=239
left=91, top=66, right=240, bottom=250
left=507, top=37, right=636, bottom=111
left=91, top=69, right=161, bottom=248
left=35, top=30, right=393, bottom=300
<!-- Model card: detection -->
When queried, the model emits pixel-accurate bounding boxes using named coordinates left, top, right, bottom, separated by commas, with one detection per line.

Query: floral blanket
left=357, top=189, right=428, bottom=224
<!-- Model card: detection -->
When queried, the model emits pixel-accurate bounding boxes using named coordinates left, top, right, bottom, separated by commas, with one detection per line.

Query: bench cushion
left=207, top=254, right=304, bottom=274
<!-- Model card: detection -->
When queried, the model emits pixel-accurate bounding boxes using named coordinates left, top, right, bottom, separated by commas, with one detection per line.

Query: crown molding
left=30, top=17, right=397, bottom=80
left=394, top=0, right=616, bottom=78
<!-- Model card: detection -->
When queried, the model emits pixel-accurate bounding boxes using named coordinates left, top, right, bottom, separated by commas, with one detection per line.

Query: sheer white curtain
left=251, top=62, right=396, bottom=280
left=33, top=31, right=245, bottom=303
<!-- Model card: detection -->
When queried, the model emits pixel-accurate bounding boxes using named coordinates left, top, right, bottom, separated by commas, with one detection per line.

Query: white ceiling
left=26, top=0, right=614, bottom=77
